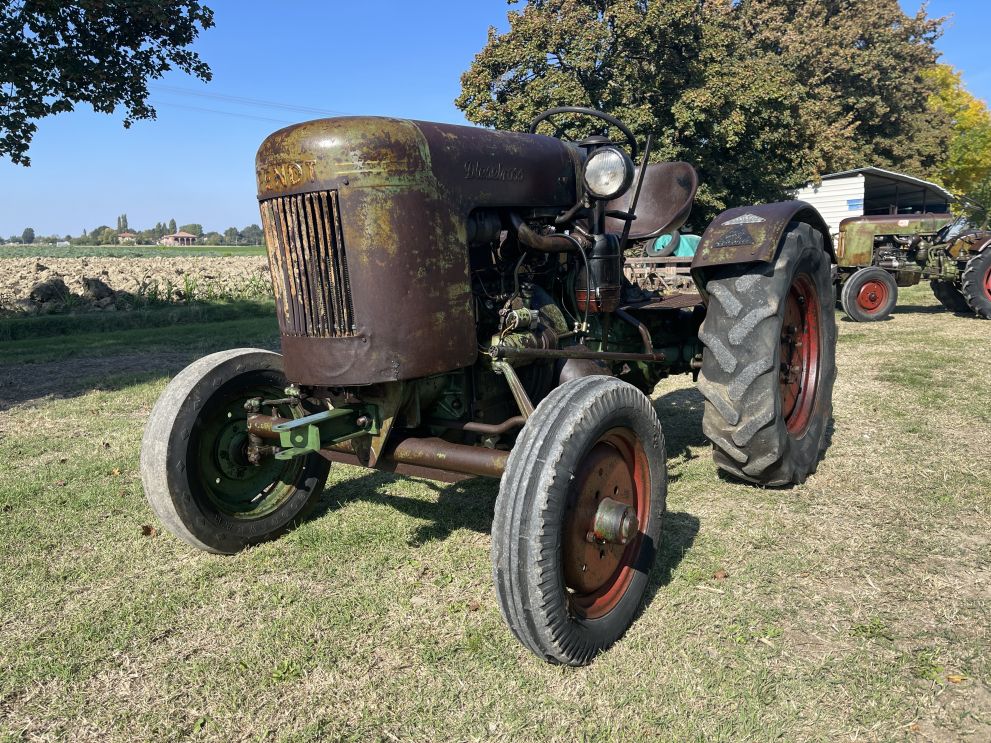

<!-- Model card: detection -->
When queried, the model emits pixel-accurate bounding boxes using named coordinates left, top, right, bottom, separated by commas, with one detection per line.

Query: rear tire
left=930, top=280, right=971, bottom=314
left=140, top=348, right=329, bottom=554
left=697, top=222, right=836, bottom=486
left=492, top=376, right=666, bottom=665
left=961, top=250, right=991, bottom=319
left=840, top=267, right=898, bottom=322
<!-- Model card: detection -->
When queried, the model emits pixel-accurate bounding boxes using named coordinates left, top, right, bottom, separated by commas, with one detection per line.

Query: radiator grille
left=260, top=190, right=355, bottom=338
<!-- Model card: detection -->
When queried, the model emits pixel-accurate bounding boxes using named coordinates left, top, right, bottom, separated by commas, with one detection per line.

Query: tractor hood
left=254, top=116, right=580, bottom=387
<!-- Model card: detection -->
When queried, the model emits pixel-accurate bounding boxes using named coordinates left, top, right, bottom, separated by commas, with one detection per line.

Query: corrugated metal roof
left=819, top=167, right=955, bottom=202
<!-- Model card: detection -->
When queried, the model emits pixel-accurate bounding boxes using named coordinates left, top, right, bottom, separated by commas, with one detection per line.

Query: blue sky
left=0, top=0, right=987, bottom=237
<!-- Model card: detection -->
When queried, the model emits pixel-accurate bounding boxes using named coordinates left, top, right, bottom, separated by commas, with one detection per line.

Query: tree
left=168, top=219, right=177, bottom=233
left=457, top=0, right=949, bottom=224
left=926, top=64, right=991, bottom=195
left=241, top=224, right=264, bottom=244
left=180, top=223, right=203, bottom=237
left=117, top=213, right=129, bottom=232
left=737, top=0, right=948, bottom=179
left=21, top=227, right=34, bottom=244
left=1, top=1, right=214, bottom=165
left=97, top=227, right=117, bottom=245
left=223, top=227, right=240, bottom=245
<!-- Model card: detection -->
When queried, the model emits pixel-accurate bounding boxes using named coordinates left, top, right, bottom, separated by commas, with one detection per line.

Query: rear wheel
left=961, top=250, right=991, bottom=319
left=492, top=376, right=666, bottom=665
left=931, top=280, right=971, bottom=314
left=698, top=222, right=836, bottom=486
left=140, top=348, right=329, bottom=554
left=840, top=267, right=898, bottom=322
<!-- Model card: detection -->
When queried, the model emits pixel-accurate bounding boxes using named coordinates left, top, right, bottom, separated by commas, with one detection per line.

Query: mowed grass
left=0, top=284, right=989, bottom=742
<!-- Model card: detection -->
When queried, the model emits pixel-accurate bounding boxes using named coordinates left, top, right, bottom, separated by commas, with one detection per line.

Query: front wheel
left=492, top=376, right=666, bottom=665
left=961, top=250, right=991, bottom=319
left=698, top=222, right=837, bottom=486
left=140, top=348, right=329, bottom=554
left=840, top=267, right=898, bottom=322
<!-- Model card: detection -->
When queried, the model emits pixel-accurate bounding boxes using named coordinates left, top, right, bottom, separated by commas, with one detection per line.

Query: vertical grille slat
left=259, top=190, right=355, bottom=338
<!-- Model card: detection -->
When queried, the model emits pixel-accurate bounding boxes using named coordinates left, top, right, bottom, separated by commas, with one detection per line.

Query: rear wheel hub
left=779, top=274, right=822, bottom=436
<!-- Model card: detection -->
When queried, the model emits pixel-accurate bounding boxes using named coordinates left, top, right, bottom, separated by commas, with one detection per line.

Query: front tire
left=961, top=250, right=991, bottom=319
left=698, top=222, right=836, bottom=486
left=492, top=376, right=666, bottom=665
left=140, top=348, right=329, bottom=554
left=840, top=267, right=898, bottom=322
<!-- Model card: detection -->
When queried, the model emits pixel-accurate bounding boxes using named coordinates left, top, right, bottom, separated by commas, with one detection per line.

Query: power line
left=150, top=83, right=353, bottom=118
left=151, top=100, right=295, bottom=125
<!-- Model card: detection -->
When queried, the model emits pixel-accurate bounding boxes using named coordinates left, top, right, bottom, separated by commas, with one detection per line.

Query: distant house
left=159, top=230, right=197, bottom=247
left=795, top=167, right=955, bottom=236
left=118, top=231, right=137, bottom=244
left=56, top=241, right=70, bottom=248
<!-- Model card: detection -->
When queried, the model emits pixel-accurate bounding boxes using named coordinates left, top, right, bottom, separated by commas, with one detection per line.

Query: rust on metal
left=491, top=346, right=667, bottom=364
left=427, top=416, right=526, bottom=436
left=691, top=200, right=834, bottom=273
left=386, top=436, right=509, bottom=479
left=246, top=413, right=291, bottom=440
left=835, top=213, right=952, bottom=267
left=256, top=116, right=579, bottom=387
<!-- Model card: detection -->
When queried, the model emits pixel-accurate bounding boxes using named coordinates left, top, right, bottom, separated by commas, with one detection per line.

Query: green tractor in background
left=836, top=213, right=991, bottom=321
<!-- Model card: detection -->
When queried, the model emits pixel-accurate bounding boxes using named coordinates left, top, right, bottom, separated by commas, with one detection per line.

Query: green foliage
left=20, top=227, right=34, bottom=244
left=241, top=224, right=264, bottom=245
left=926, top=64, right=991, bottom=195
left=0, top=1, right=214, bottom=166
left=178, top=223, right=203, bottom=237
left=457, top=0, right=948, bottom=225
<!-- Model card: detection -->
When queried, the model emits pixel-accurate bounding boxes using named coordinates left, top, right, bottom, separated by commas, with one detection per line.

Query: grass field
left=0, top=284, right=988, bottom=742
left=0, top=244, right=267, bottom=259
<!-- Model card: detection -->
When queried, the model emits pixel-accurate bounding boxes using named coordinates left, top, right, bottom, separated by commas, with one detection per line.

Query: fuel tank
left=256, top=116, right=580, bottom=387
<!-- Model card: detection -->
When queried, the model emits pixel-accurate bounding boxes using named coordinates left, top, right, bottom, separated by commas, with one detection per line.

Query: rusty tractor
left=835, top=212, right=991, bottom=321
left=141, top=107, right=837, bottom=665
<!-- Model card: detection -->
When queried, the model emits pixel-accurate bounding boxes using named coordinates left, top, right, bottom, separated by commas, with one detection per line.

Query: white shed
left=795, top=167, right=955, bottom=236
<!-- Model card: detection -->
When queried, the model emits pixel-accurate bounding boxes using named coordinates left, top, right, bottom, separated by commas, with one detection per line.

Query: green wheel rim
left=191, top=379, right=306, bottom=520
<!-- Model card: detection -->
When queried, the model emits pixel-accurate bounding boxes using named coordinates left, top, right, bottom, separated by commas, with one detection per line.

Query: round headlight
left=583, top=146, right=634, bottom=200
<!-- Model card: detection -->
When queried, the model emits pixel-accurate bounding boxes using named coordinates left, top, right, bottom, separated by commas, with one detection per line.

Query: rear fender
left=690, top=200, right=834, bottom=296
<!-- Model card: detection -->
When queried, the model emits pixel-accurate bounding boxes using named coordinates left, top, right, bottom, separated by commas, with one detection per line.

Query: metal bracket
left=492, top=359, right=535, bottom=419
left=274, top=408, right=370, bottom=460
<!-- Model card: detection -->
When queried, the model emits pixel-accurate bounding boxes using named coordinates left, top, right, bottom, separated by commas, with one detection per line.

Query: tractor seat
left=605, top=161, right=698, bottom=241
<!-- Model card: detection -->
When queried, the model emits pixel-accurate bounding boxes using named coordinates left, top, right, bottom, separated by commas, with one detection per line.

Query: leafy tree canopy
left=21, top=226, right=34, bottom=244
left=926, top=64, right=991, bottom=196
left=1, top=1, right=214, bottom=165
left=457, top=0, right=949, bottom=225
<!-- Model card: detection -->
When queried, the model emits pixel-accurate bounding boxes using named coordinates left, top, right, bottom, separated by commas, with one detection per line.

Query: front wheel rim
left=192, top=382, right=305, bottom=519
left=562, top=428, right=650, bottom=619
left=780, top=273, right=822, bottom=436
left=983, top=265, right=991, bottom=302
left=856, top=279, right=889, bottom=313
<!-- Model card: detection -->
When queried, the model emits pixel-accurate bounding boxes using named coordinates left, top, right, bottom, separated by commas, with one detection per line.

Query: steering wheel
left=528, top=106, right=639, bottom=160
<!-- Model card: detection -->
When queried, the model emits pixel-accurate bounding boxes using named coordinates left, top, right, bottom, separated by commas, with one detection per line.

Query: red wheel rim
left=983, top=265, right=991, bottom=302
left=562, top=428, right=650, bottom=620
left=780, top=274, right=822, bottom=436
left=856, top=279, right=889, bottom=313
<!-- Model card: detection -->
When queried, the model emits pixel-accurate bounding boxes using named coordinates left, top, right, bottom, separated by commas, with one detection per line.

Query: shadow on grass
left=890, top=303, right=949, bottom=315
left=653, top=385, right=708, bottom=482
left=638, top=510, right=701, bottom=618
left=309, top=469, right=499, bottom=545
